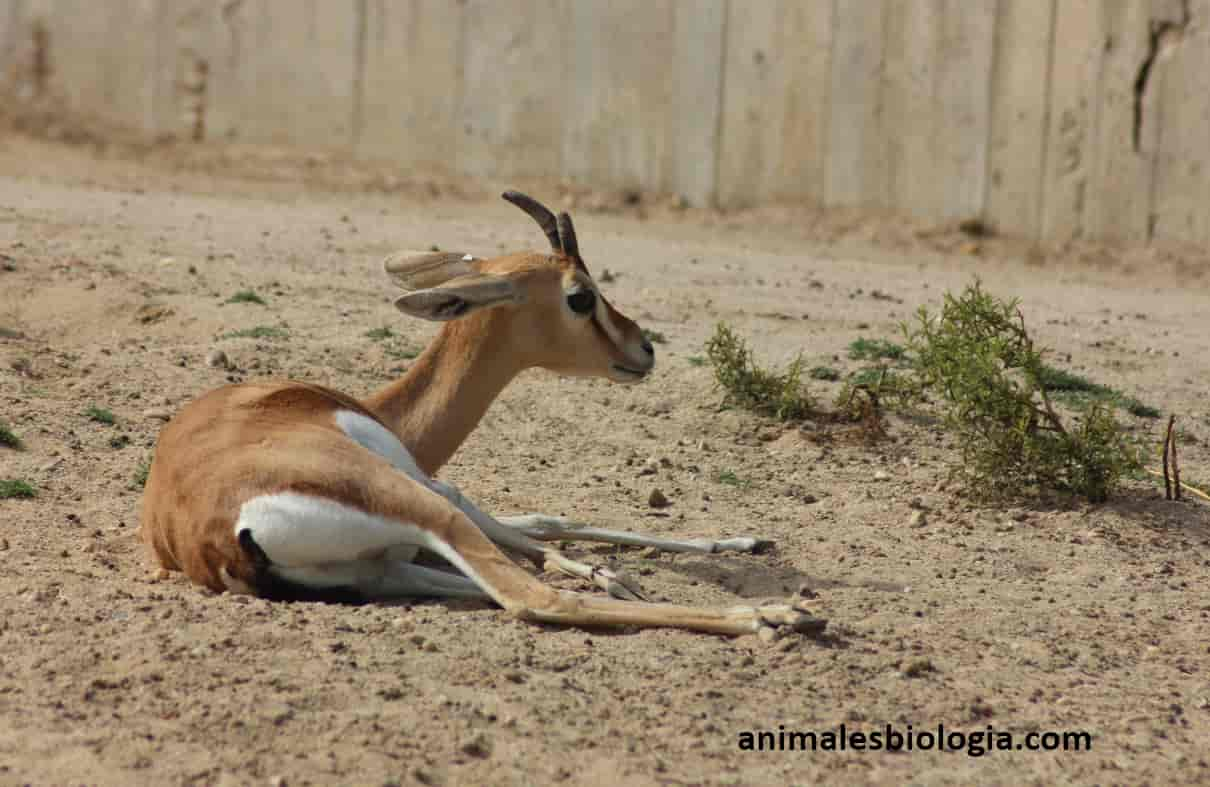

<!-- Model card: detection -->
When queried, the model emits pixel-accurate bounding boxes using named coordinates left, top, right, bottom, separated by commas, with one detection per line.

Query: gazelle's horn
left=556, top=212, right=580, bottom=260
left=502, top=190, right=561, bottom=253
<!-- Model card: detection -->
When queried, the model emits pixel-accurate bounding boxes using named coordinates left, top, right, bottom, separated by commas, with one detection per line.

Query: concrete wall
left=1, top=0, right=1207, bottom=248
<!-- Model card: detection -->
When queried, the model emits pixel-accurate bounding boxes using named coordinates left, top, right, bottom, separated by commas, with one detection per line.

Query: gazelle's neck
left=363, top=316, right=523, bottom=476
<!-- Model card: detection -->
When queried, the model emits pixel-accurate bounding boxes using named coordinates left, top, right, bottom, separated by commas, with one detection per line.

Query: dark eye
left=567, top=288, right=596, bottom=315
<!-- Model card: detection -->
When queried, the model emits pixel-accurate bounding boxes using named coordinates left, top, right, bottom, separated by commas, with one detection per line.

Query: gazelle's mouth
left=611, top=364, right=649, bottom=382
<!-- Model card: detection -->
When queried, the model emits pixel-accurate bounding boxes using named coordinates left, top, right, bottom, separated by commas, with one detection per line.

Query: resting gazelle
left=140, top=192, right=822, bottom=637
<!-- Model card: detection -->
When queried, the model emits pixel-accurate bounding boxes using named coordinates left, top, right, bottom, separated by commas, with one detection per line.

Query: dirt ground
left=1, top=124, right=1209, bottom=787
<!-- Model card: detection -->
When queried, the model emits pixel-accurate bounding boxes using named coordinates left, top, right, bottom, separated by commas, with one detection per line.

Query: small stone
left=908, top=496, right=927, bottom=510
left=647, top=488, right=670, bottom=508
left=756, top=626, right=779, bottom=644
left=797, top=583, right=817, bottom=599
left=142, top=407, right=173, bottom=421
left=0, top=538, right=8, bottom=551
left=873, top=470, right=891, bottom=482
left=206, top=349, right=230, bottom=369
left=460, top=733, right=492, bottom=759
left=909, top=511, right=928, bottom=528
left=902, top=658, right=935, bottom=678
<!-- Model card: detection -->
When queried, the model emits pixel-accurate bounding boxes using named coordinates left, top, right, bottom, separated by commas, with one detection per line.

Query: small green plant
left=1037, top=364, right=1160, bottom=419
left=704, top=323, right=814, bottom=421
left=686, top=355, right=706, bottom=367
left=0, top=326, right=23, bottom=339
left=642, top=329, right=668, bottom=345
left=131, top=458, right=152, bottom=490
left=365, top=326, right=396, bottom=341
left=220, top=325, right=289, bottom=341
left=848, top=337, right=905, bottom=362
left=109, top=434, right=131, bottom=449
left=226, top=290, right=266, bottom=305
left=809, top=366, right=840, bottom=382
left=85, top=406, right=116, bottom=425
left=905, top=280, right=1140, bottom=502
left=0, top=479, right=36, bottom=499
left=0, top=421, right=21, bottom=449
left=716, top=469, right=750, bottom=488
left=385, top=345, right=419, bottom=361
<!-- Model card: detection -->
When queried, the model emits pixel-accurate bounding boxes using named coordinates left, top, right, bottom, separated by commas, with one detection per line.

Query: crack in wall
left=1132, top=0, right=1190, bottom=152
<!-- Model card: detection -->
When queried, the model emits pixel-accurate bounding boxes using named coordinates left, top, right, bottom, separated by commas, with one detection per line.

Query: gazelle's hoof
left=749, top=539, right=776, bottom=554
left=750, top=605, right=828, bottom=639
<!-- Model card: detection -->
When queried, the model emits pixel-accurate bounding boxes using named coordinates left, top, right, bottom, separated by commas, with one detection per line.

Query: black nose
left=640, top=338, right=654, bottom=355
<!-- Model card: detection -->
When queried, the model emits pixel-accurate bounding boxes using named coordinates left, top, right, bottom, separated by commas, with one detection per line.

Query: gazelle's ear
left=383, top=251, right=480, bottom=291
left=393, top=274, right=521, bottom=322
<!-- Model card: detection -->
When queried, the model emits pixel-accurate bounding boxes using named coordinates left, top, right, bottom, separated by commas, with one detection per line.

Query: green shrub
left=0, top=479, right=36, bottom=499
left=705, top=323, right=814, bottom=421
left=905, top=280, right=1140, bottom=502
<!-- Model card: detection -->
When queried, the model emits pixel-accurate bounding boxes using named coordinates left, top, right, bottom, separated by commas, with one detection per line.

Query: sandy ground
left=1, top=127, right=1209, bottom=787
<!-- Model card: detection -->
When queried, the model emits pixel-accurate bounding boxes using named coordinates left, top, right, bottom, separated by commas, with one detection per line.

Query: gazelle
left=140, top=192, right=823, bottom=637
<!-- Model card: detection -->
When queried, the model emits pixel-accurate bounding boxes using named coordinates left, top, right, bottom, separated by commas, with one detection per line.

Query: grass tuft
left=226, top=290, right=266, bottom=305
left=848, top=337, right=905, bottom=362
left=809, top=366, right=841, bottom=382
left=716, top=470, right=750, bottom=488
left=642, top=329, right=668, bottom=345
left=1037, top=364, right=1160, bottom=419
left=0, top=421, right=21, bottom=450
left=131, top=458, right=152, bottom=490
left=0, top=479, right=36, bottom=499
left=220, top=325, right=289, bottom=341
left=365, top=326, right=396, bottom=341
left=85, top=406, right=116, bottom=425
left=705, top=323, right=814, bottom=421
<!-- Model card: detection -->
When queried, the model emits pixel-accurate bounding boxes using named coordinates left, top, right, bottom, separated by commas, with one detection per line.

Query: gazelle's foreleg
left=427, top=482, right=647, bottom=601
left=495, top=515, right=774, bottom=555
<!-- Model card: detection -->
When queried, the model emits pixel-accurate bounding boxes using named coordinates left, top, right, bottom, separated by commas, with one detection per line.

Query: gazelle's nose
left=640, top=337, right=655, bottom=356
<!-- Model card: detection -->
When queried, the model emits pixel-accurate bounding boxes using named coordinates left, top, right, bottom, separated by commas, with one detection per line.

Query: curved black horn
left=557, top=212, right=580, bottom=260
left=502, top=191, right=561, bottom=252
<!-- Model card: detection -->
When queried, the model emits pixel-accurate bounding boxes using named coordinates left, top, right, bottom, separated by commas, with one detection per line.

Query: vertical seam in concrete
left=1033, top=0, right=1058, bottom=245
left=980, top=0, right=1003, bottom=225
left=710, top=0, right=731, bottom=209
left=453, top=0, right=469, bottom=176
left=351, top=0, right=368, bottom=149
left=1144, top=29, right=1167, bottom=245
left=819, top=0, right=835, bottom=209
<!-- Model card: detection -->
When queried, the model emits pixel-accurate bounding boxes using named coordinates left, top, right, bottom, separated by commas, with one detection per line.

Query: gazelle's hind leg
left=495, top=515, right=774, bottom=555
left=336, top=410, right=645, bottom=600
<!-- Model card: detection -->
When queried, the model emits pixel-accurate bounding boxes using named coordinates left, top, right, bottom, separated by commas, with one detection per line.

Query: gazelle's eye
left=566, top=288, right=596, bottom=315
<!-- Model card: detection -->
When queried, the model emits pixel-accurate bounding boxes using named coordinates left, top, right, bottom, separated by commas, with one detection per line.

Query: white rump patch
left=234, top=492, right=504, bottom=606
left=236, top=492, right=429, bottom=566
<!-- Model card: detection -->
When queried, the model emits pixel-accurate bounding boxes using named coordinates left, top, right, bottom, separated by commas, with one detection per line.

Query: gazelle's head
left=383, top=191, right=655, bottom=383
